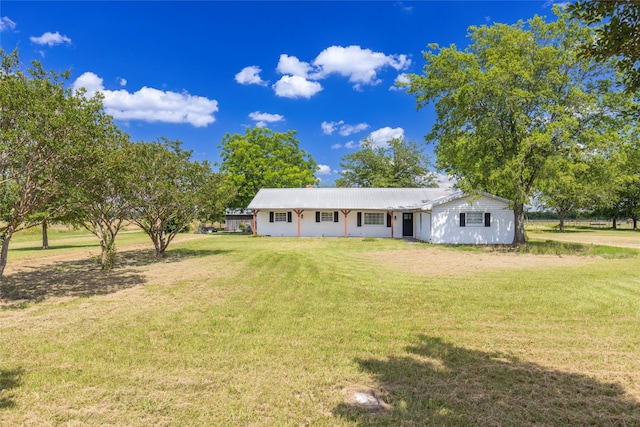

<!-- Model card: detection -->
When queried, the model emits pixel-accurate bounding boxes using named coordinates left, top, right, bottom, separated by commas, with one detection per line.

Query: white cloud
left=269, top=45, right=410, bottom=98
left=316, top=164, right=331, bottom=175
left=277, top=54, right=312, bottom=77
left=272, top=75, right=322, bottom=99
left=366, top=127, right=405, bottom=148
left=345, top=141, right=359, bottom=149
left=249, top=111, right=284, bottom=128
left=390, top=73, right=411, bottom=91
left=0, top=17, right=16, bottom=32
left=339, top=122, right=369, bottom=136
left=321, top=120, right=342, bottom=135
left=396, top=2, right=414, bottom=13
left=322, top=120, right=369, bottom=136
left=435, top=173, right=457, bottom=189
left=235, top=66, right=267, bottom=86
left=312, top=45, right=411, bottom=88
left=331, top=143, right=342, bottom=150
left=73, top=72, right=104, bottom=95
left=73, top=72, right=218, bottom=127
left=118, top=78, right=127, bottom=87
left=30, top=31, right=71, bottom=46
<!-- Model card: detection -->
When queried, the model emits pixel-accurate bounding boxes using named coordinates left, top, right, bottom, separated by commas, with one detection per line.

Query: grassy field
left=1, top=226, right=640, bottom=425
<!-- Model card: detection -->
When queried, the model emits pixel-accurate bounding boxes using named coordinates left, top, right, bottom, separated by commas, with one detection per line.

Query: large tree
left=129, top=138, right=227, bottom=257
left=65, top=121, right=135, bottom=269
left=568, top=0, right=640, bottom=93
left=591, top=126, right=640, bottom=229
left=403, top=9, right=621, bottom=245
left=0, top=49, right=103, bottom=277
left=536, top=154, right=593, bottom=232
left=336, top=137, right=437, bottom=188
left=218, top=127, right=318, bottom=208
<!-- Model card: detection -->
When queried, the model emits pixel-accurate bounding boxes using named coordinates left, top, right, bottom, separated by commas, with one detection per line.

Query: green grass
left=1, top=229, right=640, bottom=425
left=441, top=239, right=639, bottom=257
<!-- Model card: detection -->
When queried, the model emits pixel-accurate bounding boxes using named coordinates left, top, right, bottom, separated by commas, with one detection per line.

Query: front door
left=402, top=212, right=413, bottom=237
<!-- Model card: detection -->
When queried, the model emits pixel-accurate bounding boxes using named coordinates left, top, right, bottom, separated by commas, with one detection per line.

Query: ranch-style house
left=247, top=187, right=515, bottom=244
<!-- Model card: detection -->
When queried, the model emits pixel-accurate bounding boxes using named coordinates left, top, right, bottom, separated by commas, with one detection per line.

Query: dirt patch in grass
left=360, top=247, right=592, bottom=277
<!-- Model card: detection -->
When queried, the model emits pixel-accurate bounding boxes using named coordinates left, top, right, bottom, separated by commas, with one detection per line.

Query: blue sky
left=1, top=1, right=564, bottom=185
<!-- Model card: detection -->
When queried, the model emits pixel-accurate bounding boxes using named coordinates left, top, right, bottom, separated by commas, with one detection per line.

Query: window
left=270, top=212, right=291, bottom=222
left=466, top=212, right=484, bottom=226
left=321, top=212, right=334, bottom=222
left=364, top=212, right=385, bottom=225
left=460, top=212, right=491, bottom=227
left=316, top=211, right=339, bottom=222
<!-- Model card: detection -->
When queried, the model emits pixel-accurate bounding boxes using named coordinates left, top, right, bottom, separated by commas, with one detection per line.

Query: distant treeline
left=526, top=212, right=613, bottom=221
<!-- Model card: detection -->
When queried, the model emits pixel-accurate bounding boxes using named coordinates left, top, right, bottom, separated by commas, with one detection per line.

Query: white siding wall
left=429, top=195, right=514, bottom=244
left=255, top=210, right=402, bottom=238
left=415, top=212, right=431, bottom=241
left=254, top=195, right=514, bottom=244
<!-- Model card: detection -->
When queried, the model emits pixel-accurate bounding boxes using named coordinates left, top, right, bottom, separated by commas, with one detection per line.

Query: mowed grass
left=1, top=229, right=640, bottom=425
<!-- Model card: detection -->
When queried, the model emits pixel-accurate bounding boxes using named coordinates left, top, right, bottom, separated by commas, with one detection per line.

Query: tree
left=129, top=138, right=226, bottom=257
left=66, top=123, right=135, bottom=269
left=568, top=0, right=640, bottom=93
left=402, top=9, right=621, bottom=245
left=336, top=137, right=437, bottom=188
left=591, top=128, right=640, bottom=229
left=218, top=127, right=318, bottom=208
left=536, top=155, right=592, bottom=232
left=0, top=49, right=103, bottom=277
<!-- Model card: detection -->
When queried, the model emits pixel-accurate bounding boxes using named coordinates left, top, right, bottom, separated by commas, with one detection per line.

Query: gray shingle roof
left=247, top=187, right=460, bottom=210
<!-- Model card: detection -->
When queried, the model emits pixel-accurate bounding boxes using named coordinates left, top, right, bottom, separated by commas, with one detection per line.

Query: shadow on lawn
left=9, top=243, right=100, bottom=252
left=335, top=335, right=640, bottom=426
left=0, top=367, right=23, bottom=409
left=0, top=248, right=229, bottom=308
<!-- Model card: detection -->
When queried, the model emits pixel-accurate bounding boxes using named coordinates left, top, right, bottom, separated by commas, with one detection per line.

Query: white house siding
left=429, top=195, right=514, bottom=244
left=415, top=212, right=431, bottom=242
left=255, top=210, right=404, bottom=238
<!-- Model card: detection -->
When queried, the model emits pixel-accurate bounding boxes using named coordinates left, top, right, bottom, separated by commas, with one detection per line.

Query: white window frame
left=465, top=211, right=484, bottom=226
left=321, top=212, right=334, bottom=222
left=274, top=212, right=288, bottom=222
left=364, top=212, right=385, bottom=226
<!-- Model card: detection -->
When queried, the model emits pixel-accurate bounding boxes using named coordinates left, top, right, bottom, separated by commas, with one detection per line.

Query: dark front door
left=402, top=212, right=413, bottom=237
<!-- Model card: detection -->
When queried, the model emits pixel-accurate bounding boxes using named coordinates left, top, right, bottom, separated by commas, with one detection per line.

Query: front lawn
left=1, top=230, right=639, bottom=425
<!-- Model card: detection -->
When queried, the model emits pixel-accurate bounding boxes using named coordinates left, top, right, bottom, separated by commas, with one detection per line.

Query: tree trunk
left=0, top=229, right=13, bottom=279
left=512, top=204, right=527, bottom=246
left=612, top=217, right=617, bottom=230
left=99, top=238, right=116, bottom=270
left=634, top=218, right=638, bottom=230
left=42, top=220, right=49, bottom=250
left=558, top=213, right=565, bottom=233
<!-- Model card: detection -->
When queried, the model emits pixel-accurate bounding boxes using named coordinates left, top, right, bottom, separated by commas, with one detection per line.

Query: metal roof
left=247, top=187, right=460, bottom=210
left=420, top=190, right=510, bottom=211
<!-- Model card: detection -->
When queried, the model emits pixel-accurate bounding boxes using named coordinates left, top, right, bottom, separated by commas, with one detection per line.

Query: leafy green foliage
left=218, top=127, right=318, bottom=208
left=536, top=153, right=598, bottom=232
left=128, top=138, right=227, bottom=257
left=591, top=129, right=640, bottom=229
left=568, top=0, right=640, bottom=93
left=64, top=126, right=136, bottom=269
left=402, top=9, right=622, bottom=244
left=0, top=49, right=106, bottom=276
left=336, top=137, right=437, bottom=188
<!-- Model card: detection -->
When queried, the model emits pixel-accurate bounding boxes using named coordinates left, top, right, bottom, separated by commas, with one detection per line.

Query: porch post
left=294, top=209, right=304, bottom=237
left=388, top=211, right=394, bottom=239
left=252, top=209, right=260, bottom=235
left=341, top=210, right=351, bottom=237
